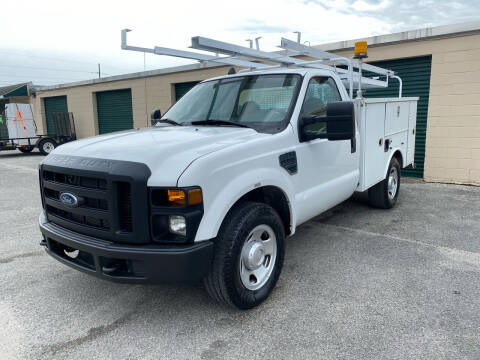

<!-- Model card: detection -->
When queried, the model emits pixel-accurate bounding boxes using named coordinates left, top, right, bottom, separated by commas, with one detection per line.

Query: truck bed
left=356, top=97, right=418, bottom=192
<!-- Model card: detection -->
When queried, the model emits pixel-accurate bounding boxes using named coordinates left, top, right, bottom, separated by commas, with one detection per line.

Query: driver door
left=294, top=75, right=359, bottom=225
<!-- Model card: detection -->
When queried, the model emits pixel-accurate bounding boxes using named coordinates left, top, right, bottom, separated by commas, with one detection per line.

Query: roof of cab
left=202, top=67, right=320, bottom=82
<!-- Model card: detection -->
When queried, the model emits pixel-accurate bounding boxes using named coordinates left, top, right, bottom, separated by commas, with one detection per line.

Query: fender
left=384, top=147, right=405, bottom=176
left=192, top=167, right=297, bottom=242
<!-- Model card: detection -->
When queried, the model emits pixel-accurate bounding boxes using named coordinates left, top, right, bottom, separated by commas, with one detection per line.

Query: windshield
left=161, top=74, right=301, bottom=133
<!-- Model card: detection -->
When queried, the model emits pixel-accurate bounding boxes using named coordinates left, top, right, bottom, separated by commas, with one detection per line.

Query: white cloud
left=0, top=0, right=478, bottom=85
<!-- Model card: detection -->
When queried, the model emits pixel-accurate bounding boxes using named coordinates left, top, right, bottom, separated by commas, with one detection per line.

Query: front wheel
left=204, top=202, right=285, bottom=309
left=368, top=157, right=401, bottom=209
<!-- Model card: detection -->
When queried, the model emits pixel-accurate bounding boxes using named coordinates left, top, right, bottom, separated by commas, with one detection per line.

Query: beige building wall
left=331, top=33, right=480, bottom=185
left=33, top=66, right=232, bottom=139
left=33, top=32, right=480, bottom=185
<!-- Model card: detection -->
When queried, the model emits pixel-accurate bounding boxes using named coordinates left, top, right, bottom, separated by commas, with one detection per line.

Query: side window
left=301, top=77, right=341, bottom=117
left=300, top=77, right=341, bottom=135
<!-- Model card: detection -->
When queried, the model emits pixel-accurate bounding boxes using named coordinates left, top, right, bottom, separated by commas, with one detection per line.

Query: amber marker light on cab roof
left=353, top=41, right=368, bottom=59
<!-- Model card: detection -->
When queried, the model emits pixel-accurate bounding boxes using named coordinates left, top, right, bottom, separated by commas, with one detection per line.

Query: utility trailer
left=38, top=32, right=418, bottom=309
left=0, top=103, right=76, bottom=155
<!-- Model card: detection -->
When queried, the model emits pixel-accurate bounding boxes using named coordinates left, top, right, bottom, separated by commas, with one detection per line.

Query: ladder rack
left=121, top=29, right=402, bottom=99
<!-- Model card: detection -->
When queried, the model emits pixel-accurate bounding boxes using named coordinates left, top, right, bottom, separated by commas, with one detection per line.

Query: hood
left=48, top=126, right=262, bottom=185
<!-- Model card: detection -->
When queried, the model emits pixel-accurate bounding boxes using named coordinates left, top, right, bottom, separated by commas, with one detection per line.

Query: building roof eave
left=35, top=61, right=228, bottom=92
left=314, top=20, right=480, bottom=52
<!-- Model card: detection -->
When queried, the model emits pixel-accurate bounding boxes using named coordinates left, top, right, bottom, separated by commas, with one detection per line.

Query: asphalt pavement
left=1, top=149, right=480, bottom=360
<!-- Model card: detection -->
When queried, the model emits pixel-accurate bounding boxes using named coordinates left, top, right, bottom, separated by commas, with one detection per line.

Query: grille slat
left=43, top=180, right=107, bottom=200
left=44, top=197, right=110, bottom=220
left=117, top=182, right=133, bottom=232
left=43, top=170, right=107, bottom=189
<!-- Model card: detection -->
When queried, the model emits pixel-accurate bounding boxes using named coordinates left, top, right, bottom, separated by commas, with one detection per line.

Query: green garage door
left=44, top=96, right=68, bottom=136
left=96, top=89, right=133, bottom=135
left=174, top=81, right=199, bottom=102
left=364, top=56, right=432, bottom=178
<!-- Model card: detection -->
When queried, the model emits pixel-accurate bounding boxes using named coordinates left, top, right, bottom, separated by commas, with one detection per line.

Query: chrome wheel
left=43, top=141, right=55, bottom=154
left=387, top=167, right=398, bottom=200
left=239, top=224, right=277, bottom=291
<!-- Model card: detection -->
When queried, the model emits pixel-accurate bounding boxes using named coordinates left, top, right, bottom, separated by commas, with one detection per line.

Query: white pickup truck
left=38, top=38, right=417, bottom=309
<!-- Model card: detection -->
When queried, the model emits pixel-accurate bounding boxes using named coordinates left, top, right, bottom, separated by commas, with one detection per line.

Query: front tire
left=368, top=157, right=401, bottom=209
left=204, top=202, right=285, bottom=309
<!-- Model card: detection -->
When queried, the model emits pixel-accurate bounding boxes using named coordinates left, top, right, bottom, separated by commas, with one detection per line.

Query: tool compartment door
left=363, top=102, right=386, bottom=188
left=406, top=101, right=417, bottom=166
left=385, top=102, right=409, bottom=135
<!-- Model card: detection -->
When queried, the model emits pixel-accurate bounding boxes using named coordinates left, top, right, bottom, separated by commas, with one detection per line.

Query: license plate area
left=48, top=238, right=95, bottom=270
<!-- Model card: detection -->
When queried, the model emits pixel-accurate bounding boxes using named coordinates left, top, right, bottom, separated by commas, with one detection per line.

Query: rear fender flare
left=384, top=147, right=405, bottom=176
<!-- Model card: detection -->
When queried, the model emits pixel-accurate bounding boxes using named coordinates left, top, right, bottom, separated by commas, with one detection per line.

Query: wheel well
left=232, top=186, right=292, bottom=236
left=36, top=137, right=56, bottom=146
left=393, top=150, right=403, bottom=168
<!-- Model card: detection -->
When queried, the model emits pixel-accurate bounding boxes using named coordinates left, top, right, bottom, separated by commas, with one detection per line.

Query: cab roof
left=202, top=67, right=331, bottom=83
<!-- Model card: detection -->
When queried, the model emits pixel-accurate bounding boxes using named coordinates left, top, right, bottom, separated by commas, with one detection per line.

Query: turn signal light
left=188, top=189, right=203, bottom=205
left=167, top=190, right=186, bottom=206
left=152, top=188, right=203, bottom=207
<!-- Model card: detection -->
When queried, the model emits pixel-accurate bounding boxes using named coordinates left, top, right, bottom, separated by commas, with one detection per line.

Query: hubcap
left=239, top=224, right=277, bottom=291
left=388, top=167, right=398, bottom=200
left=43, top=142, right=54, bottom=153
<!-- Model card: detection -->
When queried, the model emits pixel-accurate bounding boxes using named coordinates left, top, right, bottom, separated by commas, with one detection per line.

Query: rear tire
left=368, top=157, right=401, bottom=209
left=204, top=201, right=285, bottom=309
left=18, top=146, right=34, bottom=153
left=38, top=139, right=56, bottom=155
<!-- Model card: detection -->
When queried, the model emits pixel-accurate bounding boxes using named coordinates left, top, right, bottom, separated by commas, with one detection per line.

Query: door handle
left=384, top=139, right=391, bottom=152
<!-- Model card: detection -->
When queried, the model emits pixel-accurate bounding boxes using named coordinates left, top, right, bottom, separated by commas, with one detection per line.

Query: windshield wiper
left=191, top=119, right=251, bottom=128
left=156, top=119, right=182, bottom=126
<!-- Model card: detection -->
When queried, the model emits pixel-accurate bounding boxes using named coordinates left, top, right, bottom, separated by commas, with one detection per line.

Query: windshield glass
left=161, top=74, right=301, bottom=133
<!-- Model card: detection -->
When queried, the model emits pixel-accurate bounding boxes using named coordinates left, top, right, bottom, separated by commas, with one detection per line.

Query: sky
left=1, top=0, right=479, bottom=87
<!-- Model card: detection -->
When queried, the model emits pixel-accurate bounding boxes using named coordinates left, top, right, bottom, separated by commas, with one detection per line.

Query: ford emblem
left=60, top=192, right=79, bottom=207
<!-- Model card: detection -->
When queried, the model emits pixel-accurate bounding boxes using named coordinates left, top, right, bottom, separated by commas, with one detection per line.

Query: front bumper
left=39, top=211, right=214, bottom=283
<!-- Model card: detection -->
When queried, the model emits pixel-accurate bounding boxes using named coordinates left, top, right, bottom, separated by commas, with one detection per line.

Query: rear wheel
left=18, top=146, right=34, bottom=153
left=38, top=139, right=56, bottom=155
left=368, top=157, right=401, bottom=209
left=204, top=202, right=285, bottom=309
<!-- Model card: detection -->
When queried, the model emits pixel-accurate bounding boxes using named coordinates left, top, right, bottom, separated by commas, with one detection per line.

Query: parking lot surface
left=1, top=149, right=480, bottom=360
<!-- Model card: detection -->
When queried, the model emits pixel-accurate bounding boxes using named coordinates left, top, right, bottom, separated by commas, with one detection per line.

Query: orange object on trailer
left=13, top=108, right=28, bottom=136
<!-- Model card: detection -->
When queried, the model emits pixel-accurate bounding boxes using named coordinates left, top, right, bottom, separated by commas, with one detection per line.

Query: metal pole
left=391, top=75, right=403, bottom=97
left=357, top=60, right=363, bottom=99
left=348, top=61, right=353, bottom=99
left=255, top=37, right=262, bottom=50
left=98, top=63, right=101, bottom=78
left=293, top=31, right=301, bottom=43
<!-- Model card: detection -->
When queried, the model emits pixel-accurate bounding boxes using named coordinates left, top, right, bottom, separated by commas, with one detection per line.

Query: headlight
left=169, top=215, right=186, bottom=236
left=150, top=187, right=204, bottom=243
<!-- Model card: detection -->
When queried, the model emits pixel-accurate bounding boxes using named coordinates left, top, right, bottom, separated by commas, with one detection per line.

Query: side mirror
left=150, top=109, right=162, bottom=126
left=299, top=101, right=354, bottom=142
